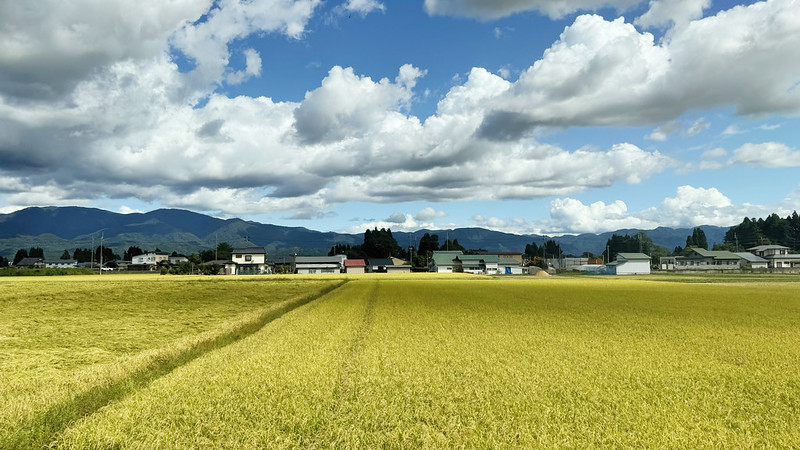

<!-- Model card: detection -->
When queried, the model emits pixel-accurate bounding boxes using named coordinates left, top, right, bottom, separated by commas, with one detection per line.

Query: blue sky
left=1, top=0, right=799, bottom=235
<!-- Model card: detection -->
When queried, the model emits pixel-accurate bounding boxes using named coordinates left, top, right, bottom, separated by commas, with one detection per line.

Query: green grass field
left=3, top=275, right=800, bottom=448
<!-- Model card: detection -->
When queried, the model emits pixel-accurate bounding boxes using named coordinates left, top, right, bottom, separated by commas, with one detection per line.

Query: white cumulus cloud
left=423, top=0, right=641, bottom=20
left=415, top=207, right=447, bottom=221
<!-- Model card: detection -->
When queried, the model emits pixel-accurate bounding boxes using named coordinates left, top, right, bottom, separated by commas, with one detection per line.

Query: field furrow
left=0, top=276, right=344, bottom=449
left=5, top=276, right=800, bottom=449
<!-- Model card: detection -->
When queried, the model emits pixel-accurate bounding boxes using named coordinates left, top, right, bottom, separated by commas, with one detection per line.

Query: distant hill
left=0, top=206, right=728, bottom=261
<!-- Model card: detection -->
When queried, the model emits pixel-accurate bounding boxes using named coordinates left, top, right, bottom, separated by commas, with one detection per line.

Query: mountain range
left=0, top=206, right=728, bottom=261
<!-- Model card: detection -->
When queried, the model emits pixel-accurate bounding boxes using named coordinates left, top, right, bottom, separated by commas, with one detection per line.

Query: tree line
left=720, top=212, right=800, bottom=251
left=329, top=229, right=478, bottom=268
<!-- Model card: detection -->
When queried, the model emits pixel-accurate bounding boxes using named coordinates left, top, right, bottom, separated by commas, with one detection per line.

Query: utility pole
left=99, top=232, right=104, bottom=274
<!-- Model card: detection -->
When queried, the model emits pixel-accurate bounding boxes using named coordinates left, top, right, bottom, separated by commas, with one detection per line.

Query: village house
left=367, top=257, right=412, bottom=273
left=734, top=252, right=769, bottom=270
left=45, top=259, right=78, bottom=268
left=454, top=254, right=499, bottom=275
left=429, top=251, right=464, bottom=273
left=430, top=251, right=520, bottom=275
left=606, top=253, right=651, bottom=275
left=660, top=248, right=742, bottom=271
left=131, top=252, right=169, bottom=265
left=168, top=255, right=189, bottom=265
left=477, top=251, right=524, bottom=274
left=344, top=259, right=366, bottom=274
left=14, top=257, right=45, bottom=268
left=231, top=247, right=269, bottom=274
left=293, top=255, right=346, bottom=274
left=747, top=245, right=800, bottom=269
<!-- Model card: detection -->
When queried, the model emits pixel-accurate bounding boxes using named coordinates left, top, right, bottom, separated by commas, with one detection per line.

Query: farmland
left=3, top=275, right=800, bottom=448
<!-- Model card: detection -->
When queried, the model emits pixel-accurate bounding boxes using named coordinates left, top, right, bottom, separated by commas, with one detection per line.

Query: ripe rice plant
left=49, top=277, right=800, bottom=449
left=0, top=275, right=343, bottom=449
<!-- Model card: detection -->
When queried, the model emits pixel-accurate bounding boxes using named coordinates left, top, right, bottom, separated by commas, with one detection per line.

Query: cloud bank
left=1, top=0, right=798, bottom=232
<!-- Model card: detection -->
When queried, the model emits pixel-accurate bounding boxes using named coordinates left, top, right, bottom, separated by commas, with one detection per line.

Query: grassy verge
left=0, top=276, right=344, bottom=450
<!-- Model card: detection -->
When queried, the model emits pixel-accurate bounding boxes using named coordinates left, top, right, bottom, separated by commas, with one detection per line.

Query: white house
left=45, top=259, right=78, bottom=268
left=747, top=245, right=800, bottom=269
left=607, top=253, right=651, bottom=275
left=429, top=251, right=463, bottom=272
left=293, top=255, right=346, bottom=274
left=486, top=252, right=524, bottom=274
left=734, top=252, right=769, bottom=270
left=231, top=247, right=269, bottom=274
left=454, top=254, right=499, bottom=275
left=168, top=255, right=189, bottom=265
left=132, top=252, right=168, bottom=265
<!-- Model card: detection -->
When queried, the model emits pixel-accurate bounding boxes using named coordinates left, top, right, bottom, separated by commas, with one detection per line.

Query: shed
left=344, top=259, right=366, bottom=274
left=608, top=253, right=651, bottom=275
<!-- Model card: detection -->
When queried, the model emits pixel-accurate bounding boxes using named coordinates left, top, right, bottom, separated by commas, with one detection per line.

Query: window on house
left=235, top=254, right=242, bottom=259
left=245, top=255, right=252, bottom=261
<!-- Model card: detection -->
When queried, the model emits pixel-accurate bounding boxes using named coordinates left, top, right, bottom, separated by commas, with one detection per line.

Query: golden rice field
left=3, top=274, right=800, bottom=449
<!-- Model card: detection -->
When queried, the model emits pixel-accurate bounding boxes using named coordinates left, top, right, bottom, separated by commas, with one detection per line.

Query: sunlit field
left=4, top=275, right=800, bottom=448
left=0, top=275, right=343, bottom=449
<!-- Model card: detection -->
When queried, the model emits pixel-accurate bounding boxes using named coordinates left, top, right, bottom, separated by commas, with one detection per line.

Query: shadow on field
left=2, top=280, right=347, bottom=450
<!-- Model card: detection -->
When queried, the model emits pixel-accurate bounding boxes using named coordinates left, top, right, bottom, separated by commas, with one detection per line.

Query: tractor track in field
left=1, top=280, right=348, bottom=450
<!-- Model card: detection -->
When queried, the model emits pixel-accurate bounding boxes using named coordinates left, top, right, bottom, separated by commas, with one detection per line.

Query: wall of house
left=232, top=253, right=265, bottom=265
left=616, top=260, right=650, bottom=275
left=498, top=265, right=523, bottom=275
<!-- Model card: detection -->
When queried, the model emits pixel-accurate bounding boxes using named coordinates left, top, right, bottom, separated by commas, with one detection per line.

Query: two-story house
left=747, top=245, right=800, bottom=269
left=231, top=247, right=269, bottom=274
left=131, top=252, right=169, bottom=266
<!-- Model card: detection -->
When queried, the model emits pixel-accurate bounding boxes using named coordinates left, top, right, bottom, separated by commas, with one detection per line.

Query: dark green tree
left=328, top=244, right=367, bottom=259
left=28, top=247, right=44, bottom=259
left=725, top=217, right=766, bottom=249
left=60, top=250, right=71, bottom=259
left=73, top=248, right=93, bottom=263
left=124, top=246, right=144, bottom=261
left=216, top=242, right=233, bottom=260
left=94, top=246, right=119, bottom=264
left=13, top=249, right=28, bottom=265
left=362, top=228, right=405, bottom=258
left=685, top=227, right=708, bottom=250
left=542, top=240, right=562, bottom=259
left=524, top=241, right=540, bottom=258
left=440, top=238, right=466, bottom=252
left=606, top=233, right=655, bottom=259
left=417, top=233, right=440, bottom=255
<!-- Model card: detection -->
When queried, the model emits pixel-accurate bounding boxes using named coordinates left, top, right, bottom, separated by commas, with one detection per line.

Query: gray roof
left=294, top=255, right=345, bottom=264
left=232, top=247, right=266, bottom=254
left=369, top=258, right=395, bottom=266
left=15, top=257, right=44, bottom=266
left=431, top=251, right=463, bottom=266
left=616, top=253, right=651, bottom=261
left=690, top=248, right=742, bottom=260
left=734, top=252, right=767, bottom=263
left=747, top=245, right=790, bottom=251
